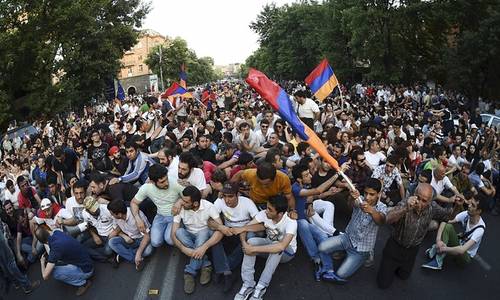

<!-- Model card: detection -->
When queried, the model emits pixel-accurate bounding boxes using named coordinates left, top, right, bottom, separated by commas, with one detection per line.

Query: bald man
left=377, top=183, right=459, bottom=289
left=431, top=165, right=464, bottom=205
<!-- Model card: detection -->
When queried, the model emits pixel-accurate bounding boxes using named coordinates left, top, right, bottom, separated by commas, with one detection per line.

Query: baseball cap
left=221, top=182, right=239, bottom=195
left=83, top=196, right=99, bottom=214
left=470, top=124, right=478, bottom=129
left=40, top=198, right=52, bottom=210
left=108, top=146, right=120, bottom=156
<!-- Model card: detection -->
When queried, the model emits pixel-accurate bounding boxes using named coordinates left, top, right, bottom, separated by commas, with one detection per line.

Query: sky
left=142, top=0, right=295, bottom=66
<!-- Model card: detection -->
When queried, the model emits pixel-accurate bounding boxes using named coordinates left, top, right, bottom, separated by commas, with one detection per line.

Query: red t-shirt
left=203, top=161, right=217, bottom=183
left=18, top=187, right=38, bottom=209
left=37, top=203, right=61, bottom=218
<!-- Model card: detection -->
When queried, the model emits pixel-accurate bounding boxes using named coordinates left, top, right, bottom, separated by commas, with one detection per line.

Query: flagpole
left=338, top=84, right=346, bottom=111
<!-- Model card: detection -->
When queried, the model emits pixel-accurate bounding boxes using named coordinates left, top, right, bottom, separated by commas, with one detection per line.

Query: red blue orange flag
left=246, top=68, right=340, bottom=171
left=179, top=64, right=187, bottom=89
left=305, top=59, right=339, bottom=102
left=160, top=82, right=192, bottom=99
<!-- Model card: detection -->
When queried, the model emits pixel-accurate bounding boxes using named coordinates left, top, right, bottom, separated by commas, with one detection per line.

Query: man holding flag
left=293, top=90, right=320, bottom=129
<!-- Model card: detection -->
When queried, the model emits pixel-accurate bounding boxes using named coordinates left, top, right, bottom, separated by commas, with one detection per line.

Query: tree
left=145, top=37, right=219, bottom=87
left=0, top=0, right=150, bottom=129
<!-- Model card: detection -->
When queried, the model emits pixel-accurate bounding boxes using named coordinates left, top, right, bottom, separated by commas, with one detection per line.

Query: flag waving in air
left=305, top=58, right=338, bottom=102
left=160, top=82, right=192, bottom=99
left=246, top=68, right=339, bottom=171
left=116, top=80, right=126, bottom=101
left=179, top=64, right=187, bottom=89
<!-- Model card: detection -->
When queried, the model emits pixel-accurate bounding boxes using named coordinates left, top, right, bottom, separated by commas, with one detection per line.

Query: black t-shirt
left=311, top=170, right=337, bottom=188
left=53, top=148, right=78, bottom=176
left=88, top=142, right=112, bottom=171
left=103, top=182, right=138, bottom=203
left=190, top=147, right=216, bottom=163
left=0, top=212, right=17, bottom=236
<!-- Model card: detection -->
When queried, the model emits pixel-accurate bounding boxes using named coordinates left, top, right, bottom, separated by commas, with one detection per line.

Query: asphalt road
left=7, top=209, right=500, bottom=300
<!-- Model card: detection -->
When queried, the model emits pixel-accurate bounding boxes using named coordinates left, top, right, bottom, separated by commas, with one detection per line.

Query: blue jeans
left=318, top=233, right=369, bottom=278
left=53, top=264, right=93, bottom=287
left=83, top=236, right=113, bottom=262
left=297, top=219, right=333, bottom=272
left=20, top=236, right=43, bottom=263
left=151, top=214, right=174, bottom=247
left=175, top=228, right=212, bottom=275
left=108, top=236, right=153, bottom=263
left=0, top=235, right=31, bottom=290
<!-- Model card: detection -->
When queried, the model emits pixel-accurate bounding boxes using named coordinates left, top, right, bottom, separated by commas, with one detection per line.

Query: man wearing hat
left=208, top=182, right=259, bottom=292
left=81, top=196, right=116, bottom=264
left=33, top=198, right=73, bottom=231
left=109, top=146, right=128, bottom=176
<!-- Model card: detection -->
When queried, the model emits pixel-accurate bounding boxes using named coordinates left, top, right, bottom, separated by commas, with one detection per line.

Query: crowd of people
left=0, top=79, right=498, bottom=299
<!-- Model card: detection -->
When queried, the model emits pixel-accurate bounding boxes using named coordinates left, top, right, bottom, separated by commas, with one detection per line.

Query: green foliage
left=0, top=0, right=150, bottom=129
left=145, top=37, right=219, bottom=88
left=247, top=0, right=500, bottom=100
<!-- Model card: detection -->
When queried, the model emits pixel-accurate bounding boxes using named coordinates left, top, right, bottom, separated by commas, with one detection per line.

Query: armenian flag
left=305, top=59, right=338, bottom=102
left=179, top=64, right=187, bottom=89
left=246, top=68, right=340, bottom=171
left=160, top=82, right=192, bottom=99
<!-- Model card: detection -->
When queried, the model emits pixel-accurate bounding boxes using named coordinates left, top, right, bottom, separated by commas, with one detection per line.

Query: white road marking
left=160, top=248, right=181, bottom=300
left=133, top=252, right=160, bottom=300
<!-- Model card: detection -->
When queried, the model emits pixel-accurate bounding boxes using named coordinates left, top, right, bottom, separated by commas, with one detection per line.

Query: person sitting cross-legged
left=422, top=192, right=486, bottom=270
left=107, top=200, right=153, bottom=271
left=319, top=178, right=387, bottom=281
left=233, top=195, right=297, bottom=300
left=171, top=186, right=225, bottom=295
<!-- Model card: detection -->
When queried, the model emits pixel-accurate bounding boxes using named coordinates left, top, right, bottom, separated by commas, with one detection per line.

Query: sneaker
left=250, top=286, right=267, bottom=300
left=75, top=280, right=92, bottom=296
left=425, top=244, right=437, bottom=260
left=234, top=285, right=255, bottom=300
left=223, top=273, right=237, bottom=293
left=364, top=251, right=374, bottom=268
left=108, top=255, right=120, bottom=268
left=184, top=273, right=196, bottom=294
left=23, top=280, right=40, bottom=294
left=421, top=257, right=442, bottom=270
left=200, top=265, right=212, bottom=285
left=322, top=271, right=347, bottom=284
left=313, top=262, right=322, bottom=281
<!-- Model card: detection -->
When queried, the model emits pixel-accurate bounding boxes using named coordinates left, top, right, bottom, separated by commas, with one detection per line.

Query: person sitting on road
left=234, top=195, right=297, bottom=300
left=171, top=186, right=224, bottom=295
left=207, top=182, right=259, bottom=292
left=422, top=192, right=486, bottom=270
left=319, top=178, right=387, bottom=281
left=35, top=226, right=94, bottom=296
left=107, top=200, right=153, bottom=271
left=130, top=164, right=183, bottom=248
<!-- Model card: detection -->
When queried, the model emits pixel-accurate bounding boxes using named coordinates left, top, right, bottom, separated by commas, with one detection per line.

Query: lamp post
left=158, top=44, right=165, bottom=91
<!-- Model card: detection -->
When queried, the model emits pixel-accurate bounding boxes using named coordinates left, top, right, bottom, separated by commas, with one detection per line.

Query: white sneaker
left=234, top=285, right=255, bottom=300
left=250, top=286, right=267, bottom=300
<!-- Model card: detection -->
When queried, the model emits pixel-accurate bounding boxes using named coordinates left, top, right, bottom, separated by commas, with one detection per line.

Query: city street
left=8, top=211, right=499, bottom=300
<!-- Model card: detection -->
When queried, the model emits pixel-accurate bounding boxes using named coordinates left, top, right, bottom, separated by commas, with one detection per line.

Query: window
left=138, top=55, right=142, bottom=61
left=139, top=65, right=143, bottom=72
left=128, top=67, right=133, bottom=77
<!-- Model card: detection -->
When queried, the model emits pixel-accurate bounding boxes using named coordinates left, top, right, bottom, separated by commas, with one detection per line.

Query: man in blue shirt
left=35, top=227, right=94, bottom=296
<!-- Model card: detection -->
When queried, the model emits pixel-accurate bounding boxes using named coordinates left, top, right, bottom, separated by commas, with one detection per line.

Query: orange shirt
left=240, top=169, right=292, bottom=204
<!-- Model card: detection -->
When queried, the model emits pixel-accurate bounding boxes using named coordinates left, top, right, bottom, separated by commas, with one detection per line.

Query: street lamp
left=158, top=44, right=165, bottom=91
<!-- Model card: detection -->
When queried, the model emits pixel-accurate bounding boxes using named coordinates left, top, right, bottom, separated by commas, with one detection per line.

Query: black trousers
left=377, top=237, right=419, bottom=289
left=300, top=117, right=314, bottom=129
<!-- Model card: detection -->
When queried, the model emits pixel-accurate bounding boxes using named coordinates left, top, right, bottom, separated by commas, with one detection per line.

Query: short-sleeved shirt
left=65, top=196, right=85, bottom=223
left=431, top=173, right=454, bottom=196
left=169, top=167, right=207, bottom=191
left=240, top=169, right=292, bottom=204
left=291, top=182, right=308, bottom=220
left=113, top=208, right=150, bottom=239
left=18, top=187, right=39, bottom=209
left=346, top=200, right=387, bottom=252
left=455, top=211, right=485, bottom=258
left=254, top=210, right=297, bottom=252
left=48, top=230, right=93, bottom=273
left=174, top=200, right=220, bottom=234
left=213, top=196, right=258, bottom=228
left=372, top=165, right=402, bottom=192
left=297, top=98, right=319, bottom=119
left=468, top=172, right=485, bottom=190
left=82, top=205, right=114, bottom=237
left=134, top=181, right=183, bottom=216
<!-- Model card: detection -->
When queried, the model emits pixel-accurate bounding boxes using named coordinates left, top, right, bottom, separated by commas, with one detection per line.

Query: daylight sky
left=142, top=0, right=295, bottom=66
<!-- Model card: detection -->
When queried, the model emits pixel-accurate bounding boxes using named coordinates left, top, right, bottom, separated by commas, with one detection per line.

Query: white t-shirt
left=82, top=205, right=114, bottom=237
left=364, top=151, right=386, bottom=169
left=255, top=210, right=297, bottom=253
left=65, top=196, right=85, bottom=223
left=169, top=167, right=207, bottom=191
left=431, top=173, right=454, bottom=196
left=213, top=196, right=258, bottom=228
left=3, top=188, right=20, bottom=208
left=297, top=98, right=320, bottom=119
left=455, top=211, right=485, bottom=258
left=173, top=200, right=220, bottom=234
left=34, top=208, right=72, bottom=231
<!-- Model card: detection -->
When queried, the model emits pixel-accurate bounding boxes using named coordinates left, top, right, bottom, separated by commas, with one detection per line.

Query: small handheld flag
left=179, top=64, right=187, bottom=89
left=116, top=80, right=126, bottom=101
left=305, top=59, right=338, bottom=102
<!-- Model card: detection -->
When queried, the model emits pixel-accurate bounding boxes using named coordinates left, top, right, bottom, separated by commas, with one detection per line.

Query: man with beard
left=109, top=146, right=128, bottom=176
left=190, top=135, right=216, bottom=163
left=157, top=148, right=179, bottom=175
left=169, top=152, right=207, bottom=193
left=17, top=176, right=42, bottom=210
